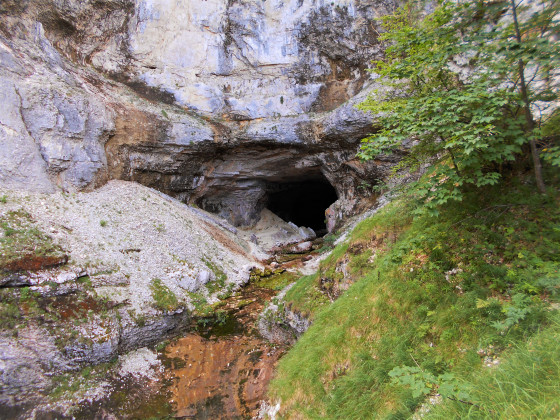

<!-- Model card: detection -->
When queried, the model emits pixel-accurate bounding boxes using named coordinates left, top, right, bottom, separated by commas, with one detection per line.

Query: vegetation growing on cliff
left=269, top=174, right=560, bottom=418
left=150, top=278, right=180, bottom=312
left=0, top=209, right=67, bottom=271
left=358, top=0, right=560, bottom=213
left=269, top=2, right=559, bottom=414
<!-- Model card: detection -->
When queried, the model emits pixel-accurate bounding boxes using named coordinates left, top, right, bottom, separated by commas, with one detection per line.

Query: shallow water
left=163, top=284, right=286, bottom=419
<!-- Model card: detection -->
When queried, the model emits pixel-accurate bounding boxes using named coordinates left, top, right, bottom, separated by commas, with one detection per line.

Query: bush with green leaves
left=358, top=0, right=560, bottom=214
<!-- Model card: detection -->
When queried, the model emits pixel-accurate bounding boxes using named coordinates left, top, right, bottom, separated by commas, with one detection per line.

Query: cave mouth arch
left=266, top=176, right=338, bottom=235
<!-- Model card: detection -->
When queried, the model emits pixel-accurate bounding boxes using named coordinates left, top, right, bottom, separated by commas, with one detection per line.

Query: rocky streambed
left=67, top=267, right=309, bottom=419
left=163, top=283, right=286, bottom=419
left=0, top=181, right=326, bottom=418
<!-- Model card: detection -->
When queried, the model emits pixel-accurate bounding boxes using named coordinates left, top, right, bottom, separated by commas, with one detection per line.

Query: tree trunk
left=510, top=0, right=546, bottom=194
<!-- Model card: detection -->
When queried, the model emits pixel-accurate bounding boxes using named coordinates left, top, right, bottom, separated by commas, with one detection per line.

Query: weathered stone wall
left=0, top=0, right=401, bottom=229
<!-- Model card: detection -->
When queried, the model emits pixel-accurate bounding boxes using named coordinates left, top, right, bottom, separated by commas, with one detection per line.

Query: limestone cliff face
left=0, top=0, right=400, bottom=229
left=123, top=0, right=390, bottom=118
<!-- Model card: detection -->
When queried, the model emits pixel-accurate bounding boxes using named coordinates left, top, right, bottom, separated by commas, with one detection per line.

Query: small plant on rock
left=149, top=278, right=180, bottom=312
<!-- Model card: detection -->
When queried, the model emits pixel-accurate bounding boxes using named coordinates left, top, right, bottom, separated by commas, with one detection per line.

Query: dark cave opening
left=266, top=178, right=338, bottom=234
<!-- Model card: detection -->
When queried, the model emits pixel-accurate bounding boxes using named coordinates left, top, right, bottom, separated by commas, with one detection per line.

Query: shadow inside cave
left=266, top=177, right=338, bottom=235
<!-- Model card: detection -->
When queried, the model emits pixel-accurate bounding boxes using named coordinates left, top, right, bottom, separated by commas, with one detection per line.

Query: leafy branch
left=358, top=0, right=560, bottom=213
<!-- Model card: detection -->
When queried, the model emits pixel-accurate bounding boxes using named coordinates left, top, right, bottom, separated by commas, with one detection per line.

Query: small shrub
left=100, top=220, right=107, bottom=227
left=389, top=365, right=470, bottom=400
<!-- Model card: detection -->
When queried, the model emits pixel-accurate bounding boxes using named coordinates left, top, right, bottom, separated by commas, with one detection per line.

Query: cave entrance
left=266, top=177, right=338, bottom=235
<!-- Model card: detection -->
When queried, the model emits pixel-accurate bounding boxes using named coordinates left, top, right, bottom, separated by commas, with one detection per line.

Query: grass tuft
left=149, top=278, right=180, bottom=312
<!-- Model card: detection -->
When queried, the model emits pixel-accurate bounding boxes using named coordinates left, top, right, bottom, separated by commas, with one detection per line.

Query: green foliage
left=215, top=308, right=228, bottom=325
left=490, top=293, right=533, bottom=332
left=100, top=220, right=108, bottom=227
left=0, top=195, right=7, bottom=204
left=543, top=146, right=560, bottom=166
left=269, top=180, right=560, bottom=418
left=389, top=365, right=470, bottom=400
left=542, top=108, right=560, bottom=139
left=358, top=0, right=560, bottom=212
left=425, top=312, right=560, bottom=419
left=149, top=278, right=180, bottom=312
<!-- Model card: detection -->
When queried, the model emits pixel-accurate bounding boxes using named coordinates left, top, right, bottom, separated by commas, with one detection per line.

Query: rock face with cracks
left=0, top=0, right=400, bottom=230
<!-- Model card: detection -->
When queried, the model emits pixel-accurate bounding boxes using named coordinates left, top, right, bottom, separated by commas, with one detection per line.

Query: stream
left=163, top=283, right=286, bottom=419
left=68, top=237, right=323, bottom=420
left=156, top=241, right=322, bottom=419
left=71, top=282, right=287, bottom=420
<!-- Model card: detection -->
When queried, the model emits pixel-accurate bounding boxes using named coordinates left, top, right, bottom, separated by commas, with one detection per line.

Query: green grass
left=202, top=257, right=227, bottom=294
left=283, top=273, right=329, bottom=319
left=425, top=312, right=560, bottom=419
left=149, top=278, right=180, bottom=312
left=269, top=179, right=560, bottom=419
left=254, top=270, right=299, bottom=291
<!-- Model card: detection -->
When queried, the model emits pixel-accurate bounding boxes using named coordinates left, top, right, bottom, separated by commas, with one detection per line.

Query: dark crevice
left=266, top=176, right=338, bottom=234
left=108, top=76, right=177, bottom=105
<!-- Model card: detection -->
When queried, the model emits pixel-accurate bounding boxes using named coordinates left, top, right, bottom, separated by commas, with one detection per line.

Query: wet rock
left=258, top=285, right=311, bottom=345
left=286, top=241, right=313, bottom=254
left=165, top=333, right=283, bottom=419
left=162, top=282, right=284, bottom=419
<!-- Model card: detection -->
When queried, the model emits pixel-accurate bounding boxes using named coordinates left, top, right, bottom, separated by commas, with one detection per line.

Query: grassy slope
left=269, top=177, right=560, bottom=419
left=425, top=311, right=560, bottom=419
